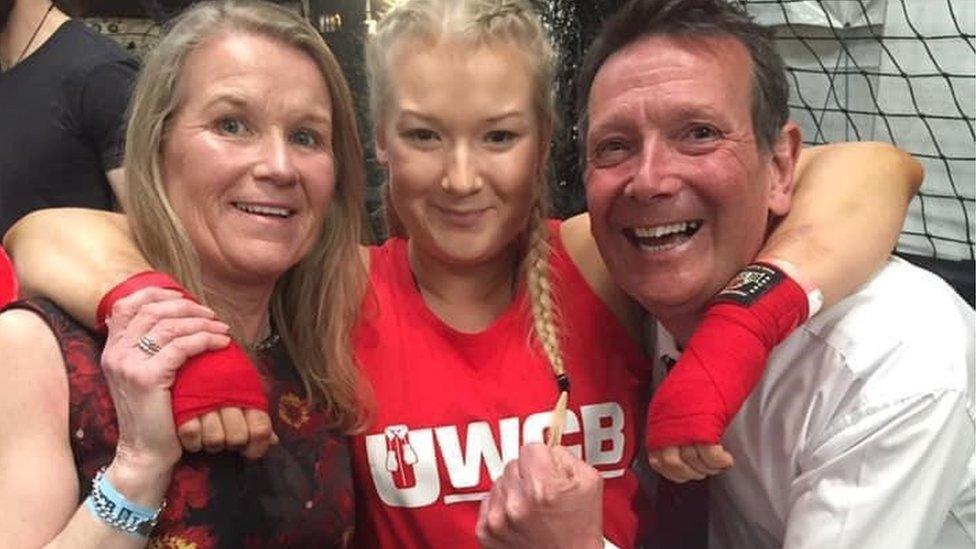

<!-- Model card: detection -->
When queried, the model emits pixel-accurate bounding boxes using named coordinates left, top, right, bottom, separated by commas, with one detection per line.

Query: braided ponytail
left=523, top=200, right=569, bottom=446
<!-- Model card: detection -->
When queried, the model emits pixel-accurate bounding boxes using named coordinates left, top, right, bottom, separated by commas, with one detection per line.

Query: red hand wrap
left=646, top=263, right=810, bottom=449
left=97, top=270, right=268, bottom=426
left=0, top=246, right=18, bottom=308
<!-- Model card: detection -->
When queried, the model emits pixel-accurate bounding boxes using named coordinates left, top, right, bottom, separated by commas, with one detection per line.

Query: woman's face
left=377, top=38, right=547, bottom=268
left=162, top=33, right=336, bottom=287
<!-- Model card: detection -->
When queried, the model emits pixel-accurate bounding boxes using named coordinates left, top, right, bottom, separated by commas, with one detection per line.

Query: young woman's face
left=376, top=38, right=547, bottom=268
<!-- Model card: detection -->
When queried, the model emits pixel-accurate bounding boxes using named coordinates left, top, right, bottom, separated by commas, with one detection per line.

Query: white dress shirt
left=655, top=257, right=975, bottom=549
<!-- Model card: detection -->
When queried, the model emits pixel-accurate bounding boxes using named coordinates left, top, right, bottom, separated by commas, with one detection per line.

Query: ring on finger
left=136, top=334, right=162, bottom=357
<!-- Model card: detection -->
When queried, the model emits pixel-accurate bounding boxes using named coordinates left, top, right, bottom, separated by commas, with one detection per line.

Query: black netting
left=538, top=0, right=628, bottom=218
left=735, top=0, right=974, bottom=262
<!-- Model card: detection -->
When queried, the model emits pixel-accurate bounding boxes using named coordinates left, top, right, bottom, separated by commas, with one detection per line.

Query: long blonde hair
left=366, top=0, right=571, bottom=442
left=123, top=0, right=368, bottom=432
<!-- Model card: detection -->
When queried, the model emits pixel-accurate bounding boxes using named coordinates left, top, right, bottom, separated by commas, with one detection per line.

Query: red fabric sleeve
left=647, top=264, right=809, bottom=449
left=97, top=270, right=267, bottom=426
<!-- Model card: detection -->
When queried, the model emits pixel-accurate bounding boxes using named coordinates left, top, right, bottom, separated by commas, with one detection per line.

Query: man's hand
left=648, top=443, right=733, bottom=483
left=476, top=443, right=604, bottom=549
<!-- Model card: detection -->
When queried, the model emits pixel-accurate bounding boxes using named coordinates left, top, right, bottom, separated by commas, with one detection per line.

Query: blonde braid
left=524, top=202, right=568, bottom=446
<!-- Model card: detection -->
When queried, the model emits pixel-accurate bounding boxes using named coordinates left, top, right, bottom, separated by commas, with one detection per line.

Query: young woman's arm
left=4, top=209, right=146, bottom=327
left=759, top=141, right=922, bottom=307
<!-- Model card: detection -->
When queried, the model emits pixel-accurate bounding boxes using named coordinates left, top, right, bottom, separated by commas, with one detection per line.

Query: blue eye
left=217, top=117, right=244, bottom=135
left=292, top=129, right=319, bottom=148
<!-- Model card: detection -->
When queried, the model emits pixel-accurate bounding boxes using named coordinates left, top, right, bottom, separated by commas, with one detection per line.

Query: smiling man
left=578, top=0, right=975, bottom=547
left=476, top=0, right=976, bottom=549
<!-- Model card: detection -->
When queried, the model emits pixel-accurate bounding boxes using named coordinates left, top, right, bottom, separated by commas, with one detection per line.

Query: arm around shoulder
left=3, top=208, right=149, bottom=327
left=560, top=213, right=645, bottom=341
left=761, top=141, right=923, bottom=308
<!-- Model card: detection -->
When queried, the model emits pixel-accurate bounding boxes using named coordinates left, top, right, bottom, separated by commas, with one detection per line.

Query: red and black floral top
left=14, top=299, right=354, bottom=548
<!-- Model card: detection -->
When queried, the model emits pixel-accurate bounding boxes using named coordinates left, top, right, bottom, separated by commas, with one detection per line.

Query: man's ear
left=767, top=121, right=802, bottom=216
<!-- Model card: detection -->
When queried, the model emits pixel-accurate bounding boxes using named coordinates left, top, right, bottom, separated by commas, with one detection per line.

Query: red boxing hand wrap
left=97, top=270, right=268, bottom=426
left=0, top=246, right=18, bottom=308
left=647, top=263, right=811, bottom=449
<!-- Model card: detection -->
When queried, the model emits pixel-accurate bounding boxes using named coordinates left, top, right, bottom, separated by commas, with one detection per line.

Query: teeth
left=632, top=221, right=701, bottom=239
left=234, top=202, right=292, bottom=218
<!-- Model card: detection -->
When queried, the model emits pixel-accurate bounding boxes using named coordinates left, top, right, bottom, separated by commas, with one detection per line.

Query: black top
left=9, top=298, right=356, bottom=548
left=0, top=20, right=137, bottom=235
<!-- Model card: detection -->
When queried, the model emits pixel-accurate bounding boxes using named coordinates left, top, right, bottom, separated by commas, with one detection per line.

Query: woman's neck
left=408, top=240, right=519, bottom=334
left=202, top=274, right=275, bottom=344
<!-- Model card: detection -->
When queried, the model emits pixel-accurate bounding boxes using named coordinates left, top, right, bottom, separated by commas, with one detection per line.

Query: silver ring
left=136, top=334, right=162, bottom=357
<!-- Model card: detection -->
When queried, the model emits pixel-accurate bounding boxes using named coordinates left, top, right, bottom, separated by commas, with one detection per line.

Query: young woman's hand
left=648, top=443, right=734, bottom=483
left=177, top=407, right=278, bottom=459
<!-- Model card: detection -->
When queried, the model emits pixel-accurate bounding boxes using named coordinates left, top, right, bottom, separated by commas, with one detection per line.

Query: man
left=0, top=0, right=137, bottom=236
left=477, top=0, right=974, bottom=547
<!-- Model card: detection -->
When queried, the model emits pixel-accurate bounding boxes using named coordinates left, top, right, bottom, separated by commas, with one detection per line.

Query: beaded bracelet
left=83, top=466, right=166, bottom=538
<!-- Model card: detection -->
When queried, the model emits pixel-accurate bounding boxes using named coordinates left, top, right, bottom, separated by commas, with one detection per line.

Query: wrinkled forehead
left=175, top=31, right=332, bottom=110
left=587, top=33, right=754, bottom=123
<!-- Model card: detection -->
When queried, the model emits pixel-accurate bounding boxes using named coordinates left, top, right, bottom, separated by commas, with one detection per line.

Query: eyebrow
left=203, top=93, right=249, bottom=111
left=203, top=93, right=332, bottom=126
left=398, top=109, right=527, bottom=125
left=484, top=111, right=526, bottom=124
left=588, top=103, right=725, bottom=137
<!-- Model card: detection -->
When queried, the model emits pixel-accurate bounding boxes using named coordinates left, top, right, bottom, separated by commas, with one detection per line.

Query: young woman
left=4, top=0, right=922, bottom=546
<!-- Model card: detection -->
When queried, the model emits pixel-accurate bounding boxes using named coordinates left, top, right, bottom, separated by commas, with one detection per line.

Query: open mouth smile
left=624, top=220, right=702, bottom=252
left=232, top=202, right=295, bottom=219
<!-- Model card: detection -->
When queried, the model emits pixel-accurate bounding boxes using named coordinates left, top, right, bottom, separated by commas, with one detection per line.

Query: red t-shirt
left=351, top=221, right=652, bottom=547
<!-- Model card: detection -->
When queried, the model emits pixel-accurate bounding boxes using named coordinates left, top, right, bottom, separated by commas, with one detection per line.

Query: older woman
left=0, top=1, right=366, bottom=546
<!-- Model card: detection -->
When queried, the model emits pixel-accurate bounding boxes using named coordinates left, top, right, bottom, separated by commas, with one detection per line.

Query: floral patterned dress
left=14, top=299, right=354, bottom=548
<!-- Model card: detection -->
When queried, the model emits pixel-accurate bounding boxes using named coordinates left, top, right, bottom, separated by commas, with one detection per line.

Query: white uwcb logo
left=365, top=401, right=627, bottom=508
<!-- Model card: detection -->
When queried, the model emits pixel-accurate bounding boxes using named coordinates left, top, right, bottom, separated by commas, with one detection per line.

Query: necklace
left=11, top=1, right=54, bottom=68
left=250, top=332, right=280, bottom=353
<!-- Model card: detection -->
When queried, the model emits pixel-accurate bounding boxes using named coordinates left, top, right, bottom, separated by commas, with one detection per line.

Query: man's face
left=585, top=34, right=794, bottom=324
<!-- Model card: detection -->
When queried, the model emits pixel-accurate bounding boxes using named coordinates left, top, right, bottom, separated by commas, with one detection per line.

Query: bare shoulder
left=559, top=214, right=644, bottom=341
left=0, top=309, right=78, bottom=546
left=0, top=309, right=69, bottom=422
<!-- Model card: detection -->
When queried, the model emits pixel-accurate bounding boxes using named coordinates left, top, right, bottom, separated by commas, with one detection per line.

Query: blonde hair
left=123, top=0, right=369, bottom=432
left=366, top=0, right=570, bottom=443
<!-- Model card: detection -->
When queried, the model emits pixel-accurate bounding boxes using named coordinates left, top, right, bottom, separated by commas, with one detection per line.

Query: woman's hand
left=101, top=287, right=231, bottom=472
